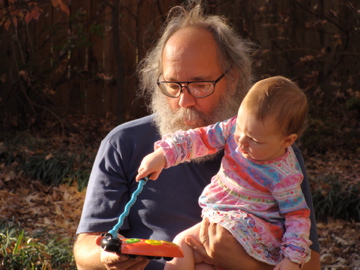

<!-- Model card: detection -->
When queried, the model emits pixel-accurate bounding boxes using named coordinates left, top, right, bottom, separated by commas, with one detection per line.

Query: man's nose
left=178, top=86, right=196, bottom=108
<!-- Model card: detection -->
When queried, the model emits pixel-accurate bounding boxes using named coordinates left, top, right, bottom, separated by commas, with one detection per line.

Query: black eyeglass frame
left=156, top=71, right=228, bottom=99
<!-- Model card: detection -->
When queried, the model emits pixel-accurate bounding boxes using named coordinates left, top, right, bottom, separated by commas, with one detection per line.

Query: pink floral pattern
left=155, top=116, right=312, bottom=265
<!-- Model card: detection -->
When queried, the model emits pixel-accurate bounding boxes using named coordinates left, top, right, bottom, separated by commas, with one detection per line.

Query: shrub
left=311, top=173, right=360, bottom=222
left=0, top=222, right=75, bottom=270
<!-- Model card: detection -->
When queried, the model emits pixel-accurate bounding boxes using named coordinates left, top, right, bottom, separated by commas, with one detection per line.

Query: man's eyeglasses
left=157, top=71, right=228, bottom=98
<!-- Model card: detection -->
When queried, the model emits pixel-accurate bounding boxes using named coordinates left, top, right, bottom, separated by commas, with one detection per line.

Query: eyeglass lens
left=159, top=82, right=214, bottom=98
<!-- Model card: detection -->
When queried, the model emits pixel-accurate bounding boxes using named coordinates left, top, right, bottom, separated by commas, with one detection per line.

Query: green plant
left=0, top=222, right=75, bottom=270
left=311, top=173, right=360, bottom=222
left=0, top=131, right=92, bottom=191
left=22, top=151, right=91, bottom=190
left=24, top=154, right=73, bottom=186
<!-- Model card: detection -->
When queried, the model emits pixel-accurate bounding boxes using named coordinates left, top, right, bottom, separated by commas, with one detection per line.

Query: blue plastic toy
left=100, top=177, right=184, bottom=260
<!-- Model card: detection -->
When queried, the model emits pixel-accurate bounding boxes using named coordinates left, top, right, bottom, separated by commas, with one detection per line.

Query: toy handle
left=100, top=233, right=121, bottom=253
left=108, top=177, right=148, bottom=238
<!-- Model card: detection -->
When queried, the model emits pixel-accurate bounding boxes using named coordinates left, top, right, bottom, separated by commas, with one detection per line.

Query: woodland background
left=0, top=0, right=359, bottom=269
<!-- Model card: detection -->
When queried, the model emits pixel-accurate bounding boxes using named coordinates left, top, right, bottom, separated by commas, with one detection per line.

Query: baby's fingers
left=148, top=171, right=160, bottom=180
left=136, top=168, right=148, bottom=182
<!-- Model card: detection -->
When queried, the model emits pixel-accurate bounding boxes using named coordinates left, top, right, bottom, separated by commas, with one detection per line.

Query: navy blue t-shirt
left=77, top=115, right=319, bottom=269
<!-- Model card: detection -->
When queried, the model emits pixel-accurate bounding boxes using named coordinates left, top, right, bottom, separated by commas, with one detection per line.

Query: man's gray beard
left=151, top=89, right=240, bottom=163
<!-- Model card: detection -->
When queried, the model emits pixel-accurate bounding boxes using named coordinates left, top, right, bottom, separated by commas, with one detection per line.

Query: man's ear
left=283, top=134, right=297, bottom=148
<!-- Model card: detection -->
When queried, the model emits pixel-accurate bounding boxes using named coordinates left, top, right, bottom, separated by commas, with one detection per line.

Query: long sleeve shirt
left=155, top=116, right=312, bottom=265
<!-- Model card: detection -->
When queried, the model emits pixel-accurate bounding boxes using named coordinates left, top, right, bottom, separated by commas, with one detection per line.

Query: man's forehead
left=163, top=27, right=218, bottom=60
left=162, top=37, right=221, bottom=80
left=167, top=26, right=214, bottom=44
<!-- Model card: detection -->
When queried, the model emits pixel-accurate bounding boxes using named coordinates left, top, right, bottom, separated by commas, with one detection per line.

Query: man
left=74, top=3, right=321, bottom=270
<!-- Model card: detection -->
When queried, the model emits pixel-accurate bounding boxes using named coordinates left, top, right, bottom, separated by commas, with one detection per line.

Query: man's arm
left=73, top=233, right=149, bottom=270
left=74, top=233, right=105, bottom=270
left=303, top=250, right=321, bottom=270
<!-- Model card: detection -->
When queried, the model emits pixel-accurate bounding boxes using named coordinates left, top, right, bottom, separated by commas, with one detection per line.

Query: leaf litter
left=0, top=114, right=359, bottom=269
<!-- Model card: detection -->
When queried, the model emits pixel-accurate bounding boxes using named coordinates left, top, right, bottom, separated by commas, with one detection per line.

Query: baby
left=137, top=76, right=312, bottom=270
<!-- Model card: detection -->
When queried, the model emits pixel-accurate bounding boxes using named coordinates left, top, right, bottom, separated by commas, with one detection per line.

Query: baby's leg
left=165, top=223, right=215, bottom=270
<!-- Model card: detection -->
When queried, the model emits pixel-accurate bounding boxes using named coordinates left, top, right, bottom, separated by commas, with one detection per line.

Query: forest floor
left=0, top=115, right=359, bottom=269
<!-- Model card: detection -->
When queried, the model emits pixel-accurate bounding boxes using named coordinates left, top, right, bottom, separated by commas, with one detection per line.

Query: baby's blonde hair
left=241, top=76, right=308, bottom=137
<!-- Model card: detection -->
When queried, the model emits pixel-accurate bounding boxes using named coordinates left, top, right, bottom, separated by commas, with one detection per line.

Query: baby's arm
left=136, top=148, right=166, bottom=181
left=273, top=174, right=312, bottom=266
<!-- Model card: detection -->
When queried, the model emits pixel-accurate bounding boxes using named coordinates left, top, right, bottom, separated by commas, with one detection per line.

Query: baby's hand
left=136, top=148, right=166, bottom=181
left=274, top=257, right=301, bottom=270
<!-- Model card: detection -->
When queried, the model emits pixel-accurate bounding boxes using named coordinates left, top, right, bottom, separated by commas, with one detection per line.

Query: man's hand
left=74, top=233, right=149, bottom=270
left=95, top=236, right=149, bottom=270
left=185, top=218, right=273, bottom=270
left=184, top=218, right=241, bottom=268
left=274, top=257, right=301, bottom=270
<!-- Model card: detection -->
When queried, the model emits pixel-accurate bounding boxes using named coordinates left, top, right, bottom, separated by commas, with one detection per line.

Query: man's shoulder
left=114, top=114, right=155, bottom=131
left=290, top=143, right=304, bottom=164
left=106, top=115, right=158, bottom=141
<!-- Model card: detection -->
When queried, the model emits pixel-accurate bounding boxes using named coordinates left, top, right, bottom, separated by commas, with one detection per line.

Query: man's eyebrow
left=164, top=75, right=211, bottom=82
left=190, top=75, right=210, bottom=81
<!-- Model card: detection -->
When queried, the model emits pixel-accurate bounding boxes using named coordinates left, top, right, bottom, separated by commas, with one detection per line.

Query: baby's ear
left=283, top=134, right=297, bottom=148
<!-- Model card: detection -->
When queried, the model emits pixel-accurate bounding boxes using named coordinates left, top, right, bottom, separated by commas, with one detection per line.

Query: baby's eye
left=250, top=137, right=261, bottom=144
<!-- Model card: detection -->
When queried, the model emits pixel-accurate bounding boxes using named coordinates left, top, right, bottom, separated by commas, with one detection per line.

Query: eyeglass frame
left=156, top=70, right=229, bottom=99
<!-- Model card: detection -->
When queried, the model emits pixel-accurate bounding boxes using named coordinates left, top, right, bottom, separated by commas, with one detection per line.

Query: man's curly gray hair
left=137, top=3, right=253, bottom=114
